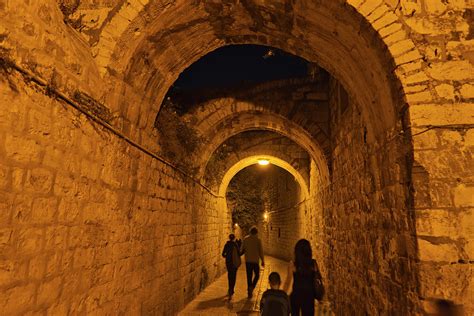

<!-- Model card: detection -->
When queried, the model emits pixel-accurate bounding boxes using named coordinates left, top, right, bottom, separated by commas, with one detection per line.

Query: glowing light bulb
left=257, top=159, right=270, bottom=166
left=263, top=212, right=269, bottom=220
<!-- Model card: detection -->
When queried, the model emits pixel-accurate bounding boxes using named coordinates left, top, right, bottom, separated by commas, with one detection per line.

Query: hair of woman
left=294, top=239, right=313, bottom=274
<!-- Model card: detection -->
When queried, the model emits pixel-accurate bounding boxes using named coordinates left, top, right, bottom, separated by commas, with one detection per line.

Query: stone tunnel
left=0, top=0, right=473, bottom=315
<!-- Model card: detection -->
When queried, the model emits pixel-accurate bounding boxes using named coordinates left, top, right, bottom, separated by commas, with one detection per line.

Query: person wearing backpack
left=222, top=233, right=241, bottom=299
left=283, top=239, right=325, bottom=316
left=260, top=272, right=290, bottom=316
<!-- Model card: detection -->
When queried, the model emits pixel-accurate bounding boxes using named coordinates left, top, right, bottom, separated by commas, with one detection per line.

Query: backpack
left=231, top=243, right=241, bottom=268
left=260, top=290, right=290, bottom=316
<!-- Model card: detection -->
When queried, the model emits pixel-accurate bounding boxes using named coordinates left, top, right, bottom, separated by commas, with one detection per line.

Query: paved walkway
left=179, top=256, right=289, bottom=316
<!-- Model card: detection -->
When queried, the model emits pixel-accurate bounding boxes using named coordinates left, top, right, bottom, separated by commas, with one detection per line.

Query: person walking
left=222, top=233, right=241, bottom=300
left=260, top=272, right=291, bottom=316
left=283, top=239, right=324, bottom=316
left=241, top=226, right=264, bottom=298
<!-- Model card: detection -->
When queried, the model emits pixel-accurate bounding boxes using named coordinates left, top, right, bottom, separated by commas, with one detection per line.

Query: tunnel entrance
left=153, top=43, right=417, bottom=314
left=6, top=1, right=472, bottom=315
left=226, top=163, right=306, bottom=261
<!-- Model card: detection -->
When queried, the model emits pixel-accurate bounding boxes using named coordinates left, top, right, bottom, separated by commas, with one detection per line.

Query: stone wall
left=259, top=166, right=303, bottom=261
left=0, top=71, right=229, bottom=315
left=321, top=80, right=419, bottom=314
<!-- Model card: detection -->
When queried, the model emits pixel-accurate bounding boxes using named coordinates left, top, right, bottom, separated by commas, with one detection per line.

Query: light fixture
left=234, top=223, right=239, bottom=227
left=257, top=159, right=270, bottom=166
left=263, top=212, right=269, bottom=221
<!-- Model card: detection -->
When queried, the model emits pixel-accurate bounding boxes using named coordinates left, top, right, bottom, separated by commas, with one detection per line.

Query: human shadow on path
left=195, top=295, right=228, bottom=310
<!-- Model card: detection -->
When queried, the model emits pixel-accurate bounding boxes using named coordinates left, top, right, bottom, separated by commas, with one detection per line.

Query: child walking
left=260, top=272, right=290, bottom=316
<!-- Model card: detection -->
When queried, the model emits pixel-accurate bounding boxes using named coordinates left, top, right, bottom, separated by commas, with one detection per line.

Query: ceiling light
left=257, top=159, right=270, bottom=166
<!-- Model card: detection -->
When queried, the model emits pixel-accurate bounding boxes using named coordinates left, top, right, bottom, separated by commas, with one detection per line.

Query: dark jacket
left=260, top=289, right=290, bottom=316
left=222, top=241, right=240, bottom=268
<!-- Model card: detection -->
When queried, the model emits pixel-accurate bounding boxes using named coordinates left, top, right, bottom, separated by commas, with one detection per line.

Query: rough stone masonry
left=0, top=0, right=473, bottom=315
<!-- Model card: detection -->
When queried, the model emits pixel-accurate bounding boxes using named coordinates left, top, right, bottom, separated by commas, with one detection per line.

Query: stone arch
left=218, top=155, right=310, bottom=199
left=194, top=110, right=330, bottom=183
left=95, top=0, right=422, bottom=142
left=203, top=130, right=311, bottom=193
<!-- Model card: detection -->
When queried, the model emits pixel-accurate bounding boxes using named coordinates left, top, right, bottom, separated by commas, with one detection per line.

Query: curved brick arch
left=203, top=130, right=311, bottom=193
left=219, top=155, right=310, bottom=199
left=94, top=0, right=424, bottom=142
left=194, top=111, right=330, bottom=183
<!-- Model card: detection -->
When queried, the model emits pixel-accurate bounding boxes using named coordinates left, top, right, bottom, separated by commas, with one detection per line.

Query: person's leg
left=290, top=293, right=300, bottom=316
left=226, top=269, right=232, bottom=295
left=301, top=294, right=314, bottom=316
left=245, top=263, right=253, bottom=291
left=229, top=268, right=237, bottom=295
left=251, top=263, right=260, bottom=289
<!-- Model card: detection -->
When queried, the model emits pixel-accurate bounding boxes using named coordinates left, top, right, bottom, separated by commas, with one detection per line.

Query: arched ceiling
left=204, top=130, right=310, bottom=192
left=88, top=0, right=411, bottom=141
left=194, top=110, right=329, bottom=182
left=219, top=155, right=309, bottom=199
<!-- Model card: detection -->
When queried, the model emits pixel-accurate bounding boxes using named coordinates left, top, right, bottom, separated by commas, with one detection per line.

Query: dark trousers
left=290, top=293, right=314, bottom=316
left=245, top=262, right=260, bottom=291
left=226, top=265, right=237, bottom=295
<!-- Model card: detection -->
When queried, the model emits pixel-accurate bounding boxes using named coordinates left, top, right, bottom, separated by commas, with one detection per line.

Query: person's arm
left=259, top=293, right=266, bottom=315
left=259, top=240, right=264, bottom=266
left=282, top=261, right=294, bottom=293
left=222, top=244, right=228, bottom=258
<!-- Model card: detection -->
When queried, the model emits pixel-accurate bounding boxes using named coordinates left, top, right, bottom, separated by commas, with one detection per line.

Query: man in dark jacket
left=222, top=234, right=241, bottom=299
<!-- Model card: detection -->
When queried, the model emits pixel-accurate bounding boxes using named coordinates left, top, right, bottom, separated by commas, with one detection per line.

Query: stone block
left=11, top=167, right=25, bottom=191
left=435, top=84, right=455, bottom=100
left=31, top=197, right=58, bottom=224
left=0, top=283, right=36, bottom=314
left=0, top=259, right=26, bottom=288
left=4, top=135, right=42, bottom=164
left=57, top=199, right=81, bottom=224
left=16, top=227, right=44, bottom=255
left=25, top=168, right=54, bottom=194
left=45, top=226, right=68, bottom=250
left=425, top=0, right=448, bottom=15
left=0, top=164, right=9, bottom=189
left=418, top=239, right=459, bottom=262
left=466, top=129, right=474, bottom=147
left=459, top=84, right=474, bottom=99
left=419, top=262, right=473, bottom=312
left=0, top=228, right=14, bottom=254
left=379, top=22, right=403, bottom=38
left=454, top=184, right=474, bottom=207
left=416, top=209, right=459, bottom=238
left=372, top=11, right=398, bottom=30
left=388, top=39, right=416, bottom=57
left=37, top=276, right=62, bottom=306
left=0, top=192, right=13, bottom=226
left=359, top=0, right=383, bottom=17
left=439, top=130, right=464, bottom=147
left=28, top=254, right=46, bottom=280
left=406, top=90, right=433, bottom=103
left=412, top=128, right=438, bottom=149
left=54, top=173, right=76, bottom=197
left=410, top=103, right=474, bottom=126
left=403, top=71, right=430, bottom=85
left=414, top=149, right=471, bottom=179
left=428, top=61, right=474, bottom=81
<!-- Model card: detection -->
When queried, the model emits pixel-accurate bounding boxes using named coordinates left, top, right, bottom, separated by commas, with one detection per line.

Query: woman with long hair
left=283, top=239, right=323, bottom=316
